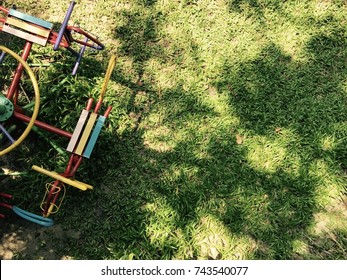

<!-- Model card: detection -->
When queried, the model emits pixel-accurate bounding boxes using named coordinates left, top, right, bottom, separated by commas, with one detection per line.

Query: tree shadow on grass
left=209, top=30, right=347, bottom=258
left=95, top=10, right=347, bottom=259
left=53, top=3, right=347, bottom=260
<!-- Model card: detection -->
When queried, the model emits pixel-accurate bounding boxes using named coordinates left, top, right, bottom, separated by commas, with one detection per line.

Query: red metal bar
left=69, top=155, right=83, bottom=176
left=0, top=202, right=12, bottom=210
left=94, top=99, right=103, bottom=114
left=14, top=111, right=72, bottom=138
left=42, top=153, right=83, bottom=216
left=104, top=106, right=112, bottom=118
left=0, top=6, right=9, bottom=13
left=0, top=18, right=5, bottom=27
left=86, top=98, right=94, bottom=111
left=6, top=42, right=33, bottom=101
left=42, top=154, right=77, bottom=216
left=64, top=154, right=75, bottom=176
left=66, top=26, right=104, bottom=50
left=48, top=31, right=70, bottom=48
left=63, top=154, right=83, bottom=177
left=0, top=192, right=13, bottom=199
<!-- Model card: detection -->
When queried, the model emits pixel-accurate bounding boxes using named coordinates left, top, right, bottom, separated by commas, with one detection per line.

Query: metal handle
left=53, top=0, right=76, bottom=51
left=12, top=206, right=54, bottom=227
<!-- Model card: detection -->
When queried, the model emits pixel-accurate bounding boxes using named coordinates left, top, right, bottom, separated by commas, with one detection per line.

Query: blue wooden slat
left=9, top=8, right=53, bottom=30
left=83, top=116, right=106, bottom=159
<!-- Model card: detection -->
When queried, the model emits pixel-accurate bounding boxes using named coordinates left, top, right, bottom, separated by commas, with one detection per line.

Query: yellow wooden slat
left=74, top=113, right=98, bottom=155
left=2, top=25, right=48, bottom=46
left=6, top=17, right=50, bottom=38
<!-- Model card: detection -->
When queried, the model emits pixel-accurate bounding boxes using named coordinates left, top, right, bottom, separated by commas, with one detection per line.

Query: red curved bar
left=48, top=31, right=70, bottom=48
left=65, top=26, right=104, bottom=50
left=0, top=192, right=13, bottom=199
left=0, top=202, right=12, bottom=210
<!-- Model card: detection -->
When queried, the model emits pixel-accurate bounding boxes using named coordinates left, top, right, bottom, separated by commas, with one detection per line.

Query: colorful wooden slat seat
left=2, top=8, right=53, bottom=46
left=66, top=110, right=106, bottom=158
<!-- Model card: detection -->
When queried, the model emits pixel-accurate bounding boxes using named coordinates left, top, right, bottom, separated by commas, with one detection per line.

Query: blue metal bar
left=0, top=52, right=5, bottom=63
left=72, top=37, right=88, bottom=76
left=12, top=206, right=54, bottom=227
left=0, top=123, right=15, bottom=144
left=53, top=1, right=76, bottom=51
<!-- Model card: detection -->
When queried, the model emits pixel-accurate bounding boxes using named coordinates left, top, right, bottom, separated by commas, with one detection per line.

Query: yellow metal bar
left=6, top=17, right=51, bottom=38
left=32, top=165, right=94, bottom=191
left=2, top=25, right=48, bottom=46
left=74, top=113, right=98, bottom=155
left=0, top=46, right=40, bottom=156
left=99, top=55, right=117, bottom=101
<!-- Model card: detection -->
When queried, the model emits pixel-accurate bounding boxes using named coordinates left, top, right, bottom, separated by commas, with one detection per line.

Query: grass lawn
left=1, top=0, right=347, bottom=260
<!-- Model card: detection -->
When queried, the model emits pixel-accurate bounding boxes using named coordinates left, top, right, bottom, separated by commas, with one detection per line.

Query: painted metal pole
left=72, top=37, right=88, bottom=76
left=53, top=0, right=76, bottom=51
left=0, top=123, right=15, bottom=144
left=6, top=41, right=32, bottom=100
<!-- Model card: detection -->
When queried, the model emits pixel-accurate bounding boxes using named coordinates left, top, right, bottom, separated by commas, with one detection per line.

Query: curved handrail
left=65, top=26, right=105, bottom=50
left=12, top=206, right=53, bottom=227
left=0, top=45, right=40, bottom=156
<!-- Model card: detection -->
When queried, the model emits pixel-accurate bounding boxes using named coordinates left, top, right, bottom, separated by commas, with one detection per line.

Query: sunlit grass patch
left=309, top=159, right=346, bottom=206
left=192, top=214, right=257, bottom=259
left=292, top=239, right=310, bottom=256
left=244, top=135, right=288, bottom=173
left=320, top=135, right=338, bottom=152
left=143, top=125, right=177, bottom=152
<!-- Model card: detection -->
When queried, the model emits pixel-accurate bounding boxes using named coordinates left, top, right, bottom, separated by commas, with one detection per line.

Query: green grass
left=1, top=0, right=347, bottom=260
